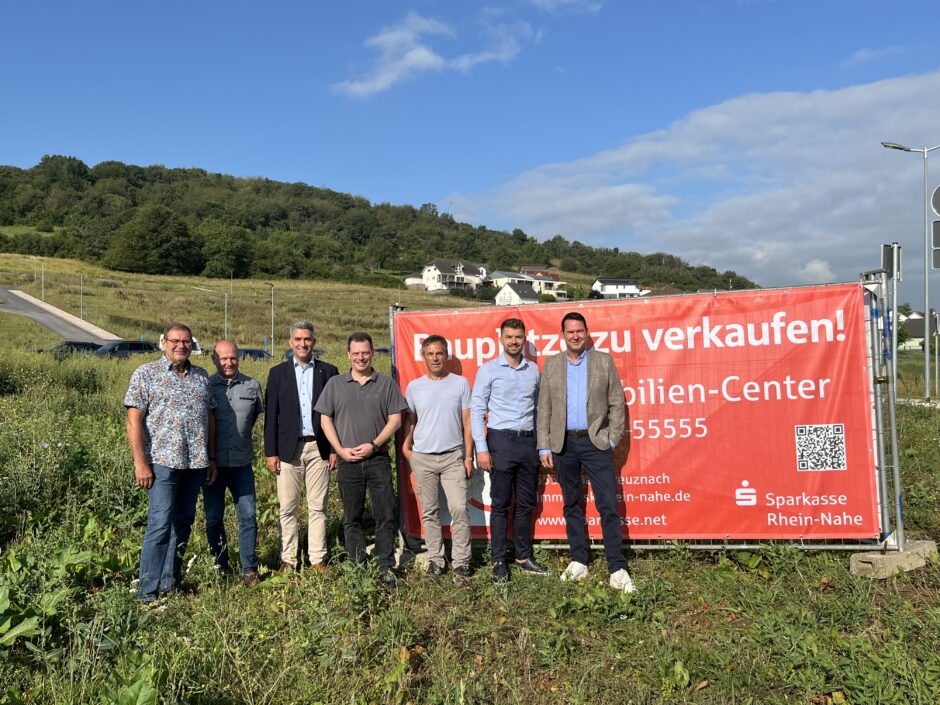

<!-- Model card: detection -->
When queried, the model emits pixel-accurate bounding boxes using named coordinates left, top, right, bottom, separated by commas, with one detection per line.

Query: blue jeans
left=202, top=463, right=258, bottom=575
left=137, top=464, right=204, bottom=602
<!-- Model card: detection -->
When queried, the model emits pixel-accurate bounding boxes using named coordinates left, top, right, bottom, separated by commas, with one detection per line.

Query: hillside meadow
left=0, top=253, right=482, bottom=358
left=0, top=263, right=939, bottom=704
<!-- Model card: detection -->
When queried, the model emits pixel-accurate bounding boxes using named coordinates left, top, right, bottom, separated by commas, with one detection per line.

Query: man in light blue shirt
left=263, top=321, right=339, bottom=571
left=537, top=312, right=634, bottom=593
left=470, top=318, right=547, bottom=581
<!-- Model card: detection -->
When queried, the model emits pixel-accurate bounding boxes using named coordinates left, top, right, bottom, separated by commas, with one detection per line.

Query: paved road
left=0, top=286, right=120, bottom=345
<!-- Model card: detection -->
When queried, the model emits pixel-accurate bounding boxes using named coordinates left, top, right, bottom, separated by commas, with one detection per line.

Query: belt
left=415, top=447, right=462, bottom=456
left=299, top=435, right=317, bottom=442
left=566, top=430, right=590, bottom=438
left=489, top=428, right=535, bottom=437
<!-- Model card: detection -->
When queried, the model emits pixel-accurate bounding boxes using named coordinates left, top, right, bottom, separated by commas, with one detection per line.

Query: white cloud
left=841, top=46, right=908, bottom=69
left=451, top=22, right=526, bottom=72
left=446, top=70, right=940, bottom=307
left=332, top=12, right=529, bottom=97
left=529, top=0, right=602, bottom=13
left=797, top=259, right=836, bottom=283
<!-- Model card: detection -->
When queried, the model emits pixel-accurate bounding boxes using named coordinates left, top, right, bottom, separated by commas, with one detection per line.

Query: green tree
left=198, top=220, right=254, bottom=278
left=104, top=205, right=203, bottom=275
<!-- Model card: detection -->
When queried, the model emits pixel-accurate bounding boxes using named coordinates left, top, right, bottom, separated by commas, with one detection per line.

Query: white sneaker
left=609, top=568, right=636, bottom=593
left=560, top=561, right=589, bottom=582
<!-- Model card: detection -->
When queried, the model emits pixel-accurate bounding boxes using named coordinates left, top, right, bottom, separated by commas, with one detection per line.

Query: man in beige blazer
left=538, top=312, right=635, bottom=592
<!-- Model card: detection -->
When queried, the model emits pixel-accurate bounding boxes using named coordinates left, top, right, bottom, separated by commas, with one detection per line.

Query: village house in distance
left=403, top=261, right=684, bottom=307
left=590, top=277, right=650, bottom=299
left=404, top=259, right=570, bottom=304
left=415, top=259, right=489, bottom=292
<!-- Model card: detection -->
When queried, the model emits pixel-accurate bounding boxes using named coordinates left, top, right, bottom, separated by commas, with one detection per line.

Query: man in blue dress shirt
left=264, top=321, right=339, bottom=572
left=470, top=318, right=547, bottom=582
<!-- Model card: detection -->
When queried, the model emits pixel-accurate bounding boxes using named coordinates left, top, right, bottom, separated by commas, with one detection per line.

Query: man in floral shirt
left=125, top=322, right=217, bottom=604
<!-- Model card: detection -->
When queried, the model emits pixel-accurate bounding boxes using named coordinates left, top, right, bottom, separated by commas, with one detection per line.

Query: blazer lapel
left=312, top=360, right=324, bottom=401
left=586, top=349, right=599, bottom=401
left=284, top=362, right=302, bottom=410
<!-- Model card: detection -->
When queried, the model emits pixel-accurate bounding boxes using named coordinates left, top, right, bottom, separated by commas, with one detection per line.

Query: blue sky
left=3, top=1, right=940, bottom=305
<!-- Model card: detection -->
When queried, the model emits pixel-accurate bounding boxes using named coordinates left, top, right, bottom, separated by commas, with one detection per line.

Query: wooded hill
left=0, top=155, right=757, bottom=294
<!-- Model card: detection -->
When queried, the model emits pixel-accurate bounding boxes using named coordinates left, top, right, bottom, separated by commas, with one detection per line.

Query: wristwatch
left=370, top=441, right=379, bottom=454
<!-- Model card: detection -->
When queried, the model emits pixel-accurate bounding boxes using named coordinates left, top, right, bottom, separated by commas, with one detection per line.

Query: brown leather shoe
left=242, top=570, right=260, bottom=587
left=278, top=562, right=293, bottom=573
left=308, top=562, right=327, bottom=572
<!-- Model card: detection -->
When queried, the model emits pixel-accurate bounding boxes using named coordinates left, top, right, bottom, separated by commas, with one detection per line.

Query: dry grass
left=0, top=253, right=480, bottom=362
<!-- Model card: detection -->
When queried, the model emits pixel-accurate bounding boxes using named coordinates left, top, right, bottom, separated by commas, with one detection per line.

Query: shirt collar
left=497, top=353, right=530, bottom=369
left=293, top=359, right=314, bottom=372
left=163, top=356, right=191, bottom=374
left=566, top=350, right=587, bottom=365
left=210, top=372, right=242, bottom=386
left=342, top=370, right=378, bottom=383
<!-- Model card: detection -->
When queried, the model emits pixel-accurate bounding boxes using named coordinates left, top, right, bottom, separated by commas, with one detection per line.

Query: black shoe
left=452, top=565, right=471, bottom=585
left=424, top=562, right=444, bottom=582
left=379, top=568, right=399, bottom=586
left=492, top=561, right=509, bottom=583
left=516, top=558, right=548, bottom=575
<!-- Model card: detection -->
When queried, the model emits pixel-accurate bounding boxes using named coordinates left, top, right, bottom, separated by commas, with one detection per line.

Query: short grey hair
left=289, top=321, right=316, bottom=337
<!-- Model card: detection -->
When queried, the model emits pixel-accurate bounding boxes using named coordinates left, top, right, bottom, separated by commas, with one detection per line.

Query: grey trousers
left=410, top=448, right=471, bottom=570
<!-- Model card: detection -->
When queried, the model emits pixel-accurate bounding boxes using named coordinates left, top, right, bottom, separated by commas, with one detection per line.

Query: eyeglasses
left=166, top=339, right=193, bottom=347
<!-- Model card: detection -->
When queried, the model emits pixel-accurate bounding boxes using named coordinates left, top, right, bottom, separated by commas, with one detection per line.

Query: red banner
left=393, top=284, right=880, bottom=541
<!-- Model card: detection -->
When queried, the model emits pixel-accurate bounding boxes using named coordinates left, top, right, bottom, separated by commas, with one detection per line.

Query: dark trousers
left=487, top=430, right=539, bottom=564
left=554, top=435, right=625, bottom=573
left=336, top=454, right=396, bottom=569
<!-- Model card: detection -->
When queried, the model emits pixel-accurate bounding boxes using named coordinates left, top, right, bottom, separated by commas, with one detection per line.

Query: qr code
left=795, top=424, right=846, bottom=471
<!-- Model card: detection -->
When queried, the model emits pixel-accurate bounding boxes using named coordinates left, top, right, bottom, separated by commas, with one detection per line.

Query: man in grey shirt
left=402, top=335, right=474, bottom=583
left=203, top=340, right=265, bottom=586
left=315, top=331, right=409, bottom=585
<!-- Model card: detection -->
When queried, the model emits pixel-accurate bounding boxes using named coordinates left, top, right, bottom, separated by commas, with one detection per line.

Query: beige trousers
left=276, top=439, right=330, bottom=566
left=410, top=448, right=471, bottom=570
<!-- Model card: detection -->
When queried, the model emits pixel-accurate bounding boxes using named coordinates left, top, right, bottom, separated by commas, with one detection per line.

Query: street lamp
left=264, top=282, right=274, bottom=353
left=190, top=285, right=228, bottom=339
left=882, top=140, right=940, bottom=402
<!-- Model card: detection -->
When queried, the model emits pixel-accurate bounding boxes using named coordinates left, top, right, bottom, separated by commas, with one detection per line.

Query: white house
left=488, top=270, right=532, bottom=289
left=591, top=278, right=649, bottom=299
left=403, top=272, right=424, bottom=289
left=494, top=282, right=539, bottom=306
left=531, top=273, right=568, bottom=300
left=488, top=271, right=568, bottom=299
left=422, top=259, right=488, bottom=292
left=900, top=314, right=936, bottom=351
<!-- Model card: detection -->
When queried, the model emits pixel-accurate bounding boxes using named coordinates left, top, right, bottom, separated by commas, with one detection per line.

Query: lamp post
left=190, top=286, right=228, bottom=339
left=264, top=282, right=274, bottom=353
left=881, top=140, right=940, bottom=402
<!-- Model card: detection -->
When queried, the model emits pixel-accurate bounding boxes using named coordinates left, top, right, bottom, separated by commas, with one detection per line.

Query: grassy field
left=0, top=254, right=482, bottom=360
left=0, top=260, right=939, bottom=704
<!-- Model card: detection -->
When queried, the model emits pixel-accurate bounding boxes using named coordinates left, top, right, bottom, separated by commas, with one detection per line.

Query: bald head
left=212, top=339, right=239, bottom=379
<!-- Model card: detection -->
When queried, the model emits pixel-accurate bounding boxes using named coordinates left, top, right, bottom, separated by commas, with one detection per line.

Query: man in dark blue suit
left=263, top=321, right=338, bottom=571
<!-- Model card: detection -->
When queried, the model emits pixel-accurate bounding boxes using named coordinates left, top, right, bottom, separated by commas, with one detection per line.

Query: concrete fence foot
left=850, top=539, right=937, bottom=578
